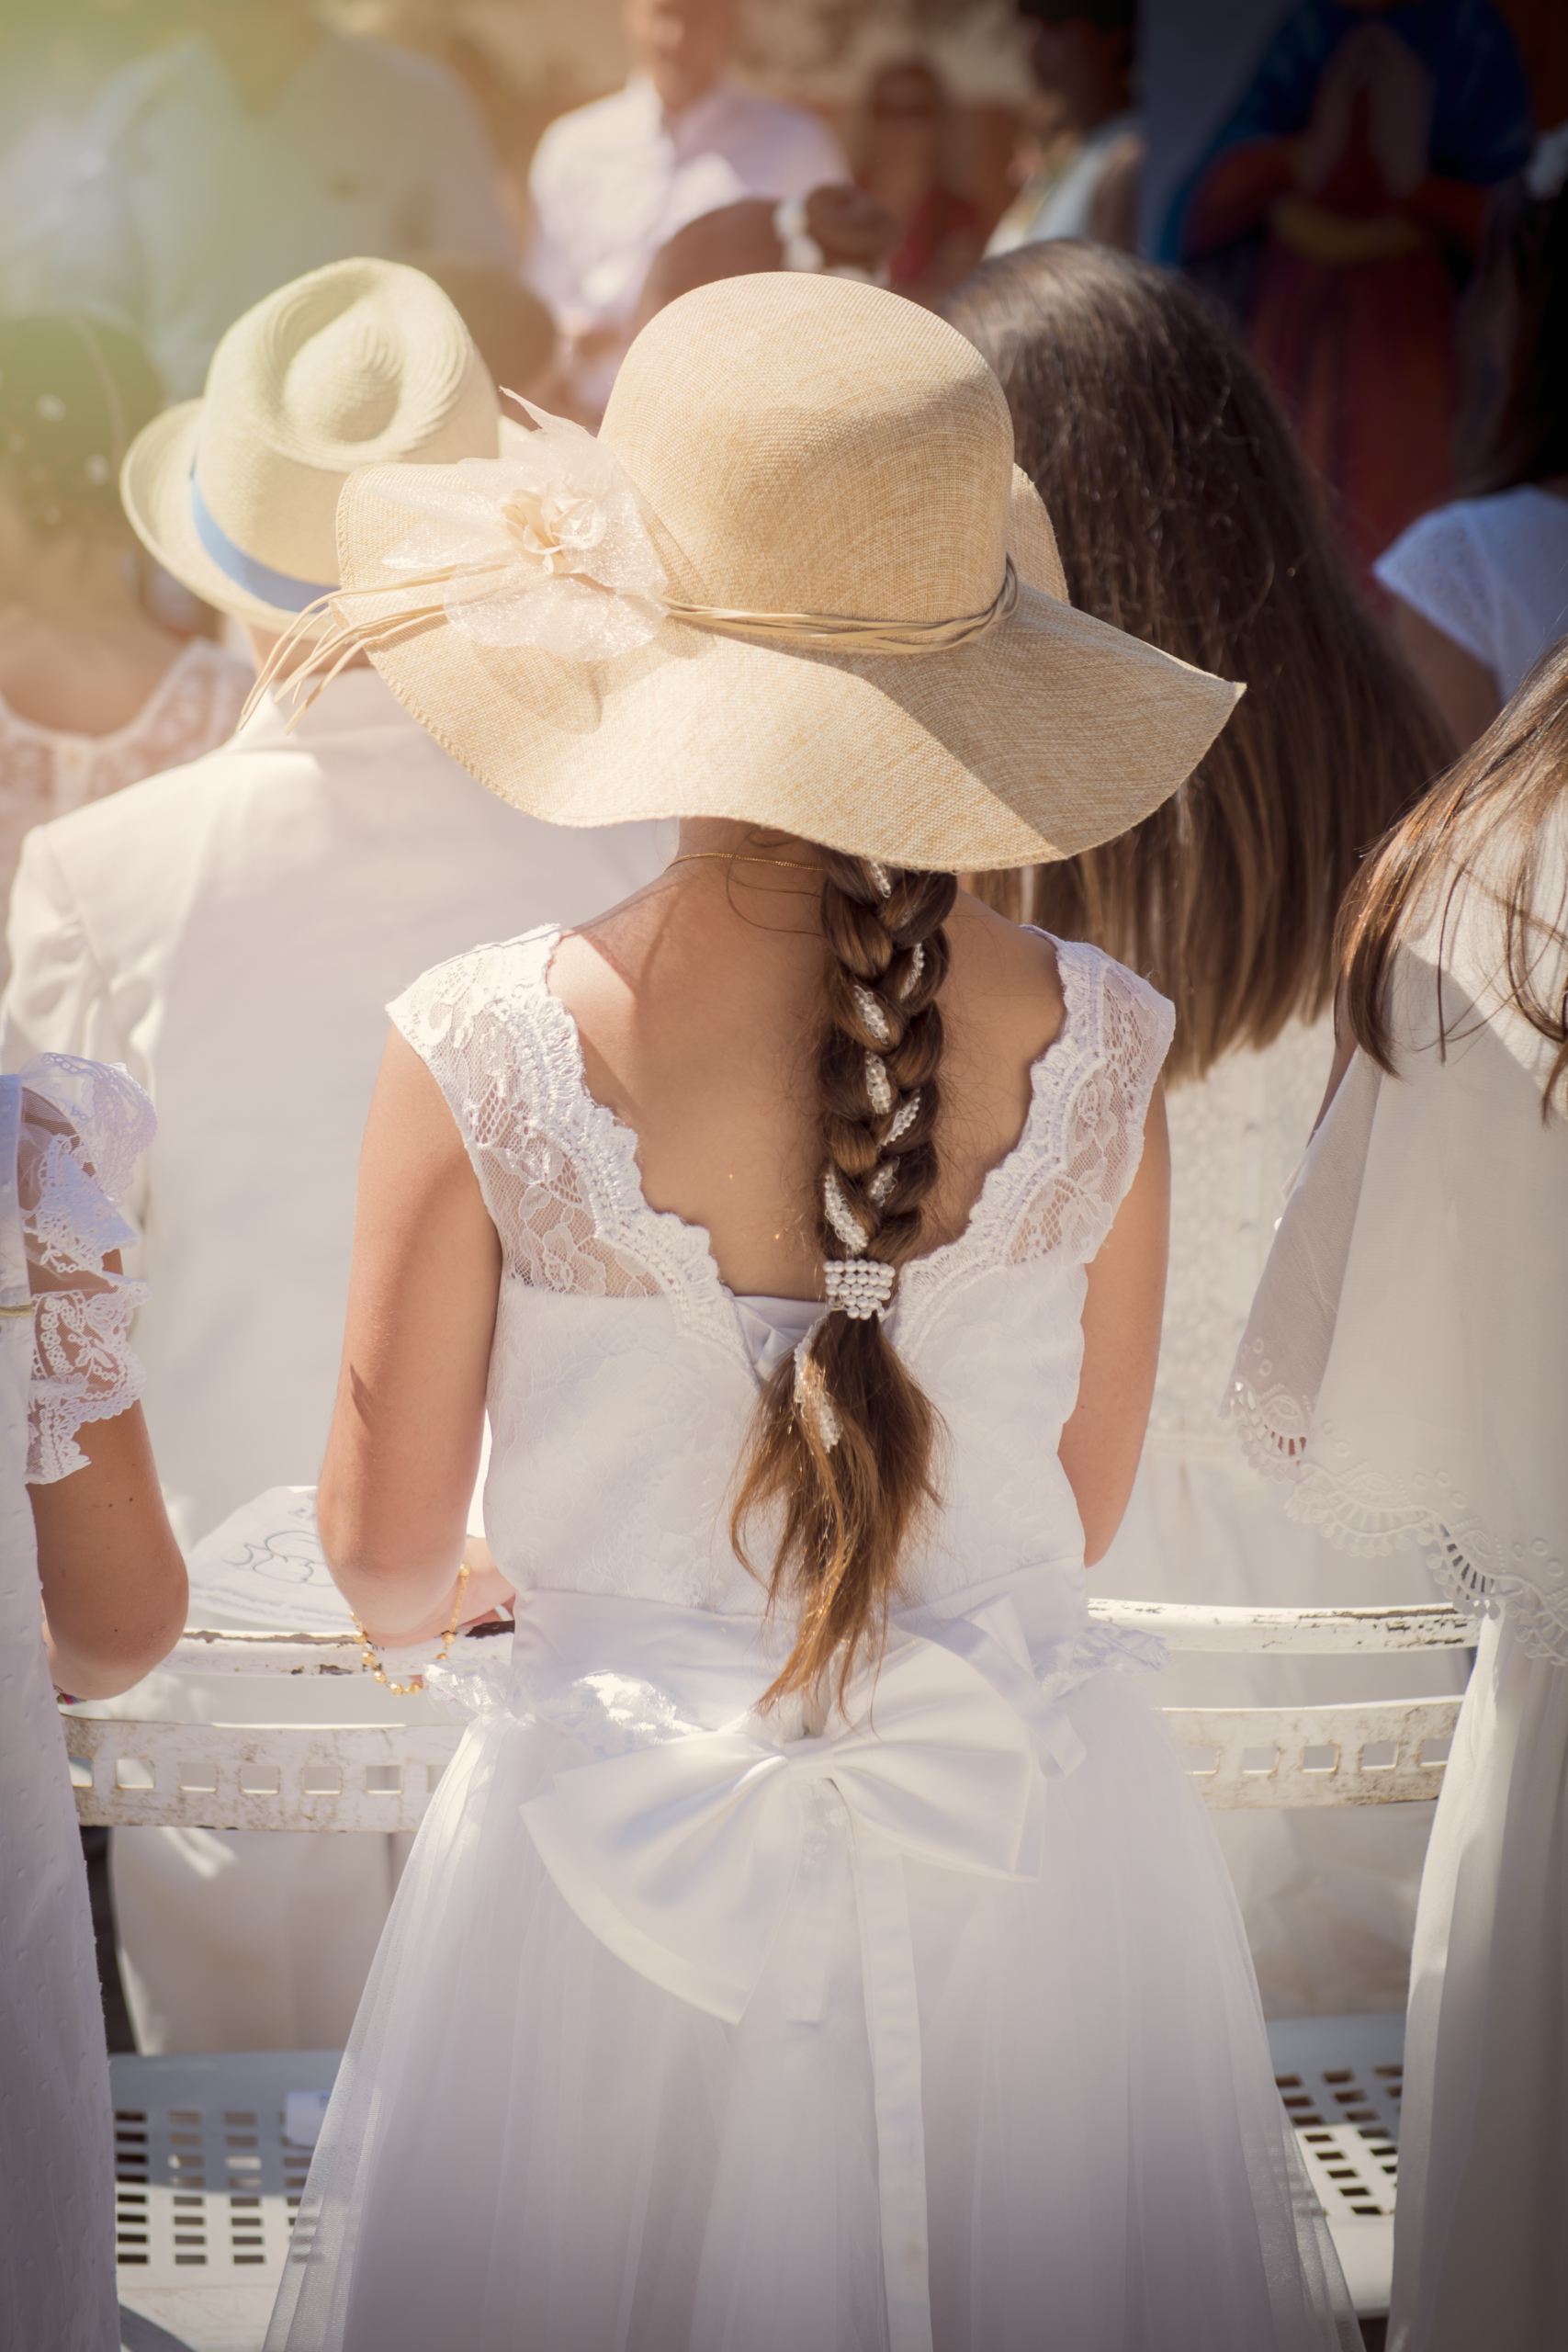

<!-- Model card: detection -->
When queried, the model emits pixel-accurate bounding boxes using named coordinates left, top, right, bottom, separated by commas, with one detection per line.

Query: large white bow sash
left=519, top=1622, right=1062, bottom=2352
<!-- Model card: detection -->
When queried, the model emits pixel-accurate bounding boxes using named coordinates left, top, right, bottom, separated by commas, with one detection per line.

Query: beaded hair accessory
left=790, top=858, right=920, bottom=1449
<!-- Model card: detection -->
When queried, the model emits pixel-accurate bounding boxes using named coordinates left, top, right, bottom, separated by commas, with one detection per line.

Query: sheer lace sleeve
left=389, top=932, right=661, bottom=1301
left=16, top=1056, right=154, bottom=1484
left=1006, top=945, right=1174, bottom=1270
left=1226, top=899, right=1568, bottom=1661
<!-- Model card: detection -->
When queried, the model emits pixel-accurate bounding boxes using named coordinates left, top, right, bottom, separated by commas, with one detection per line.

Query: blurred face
left=624, top=0, right=737, bottom=111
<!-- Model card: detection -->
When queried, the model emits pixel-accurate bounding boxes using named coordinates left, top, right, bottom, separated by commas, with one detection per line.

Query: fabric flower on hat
left=377, top=400, right=668, bottom=662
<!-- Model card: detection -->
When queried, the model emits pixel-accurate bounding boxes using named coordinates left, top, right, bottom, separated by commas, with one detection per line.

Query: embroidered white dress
left=0, top=1055, right=153, bottom=2352
left=265, top=929, right=1358, bottom=2352
left=1228, top=819, right=1568, bottom=2352
left=1092, top=1020, right=1466, bottom=2017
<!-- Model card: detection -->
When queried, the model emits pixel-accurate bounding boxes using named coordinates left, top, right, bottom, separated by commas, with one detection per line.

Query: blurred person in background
left=946, top=241, right=1463, bottom=2020
left=527, top=0, right=847, bottom=420
left=629, top=183, right=899, bottom=333
left=0, top=0, right=182, bottom=314
left=42, top=0, right=516, bottom=401
left=1376, top=130, right=1568, bottom=744
left=1170, top=0, right=1533, bottom=587
left=0, top=312, right=249, bottom=981
left=414, top=255, right=558, bottom=406
left=846, top=57, right=982, bottom=306
left=986, top=0, right=1141, bottom=256
left=1, top=261, right=664, bottom=2056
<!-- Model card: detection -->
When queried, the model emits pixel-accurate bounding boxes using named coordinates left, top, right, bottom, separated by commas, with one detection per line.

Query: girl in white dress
left=264, top=275, right=1359, bottom=2350
left=946, top=239, right=1462, bottom=2017
left=0, top=1056, right=185, bottom=2352
left=1233, top=639, right=1568, bottom=2350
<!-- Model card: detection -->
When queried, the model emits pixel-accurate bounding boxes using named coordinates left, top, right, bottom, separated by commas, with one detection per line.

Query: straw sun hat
left=320, top=274, right=1239, bottom=871
left=121, top=257, right=499, bottom=633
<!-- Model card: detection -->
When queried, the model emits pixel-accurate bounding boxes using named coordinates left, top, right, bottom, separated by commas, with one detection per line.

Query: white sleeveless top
left=390, top=924, right=1173, bottom=1620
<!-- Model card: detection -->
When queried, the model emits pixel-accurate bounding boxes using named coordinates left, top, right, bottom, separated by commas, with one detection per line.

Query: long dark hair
left=732, top=851, right=956, bottom=1704
left=943, top=241, right=1453, bottom=1080
left=1339, top=637, right=1568, bottom=1118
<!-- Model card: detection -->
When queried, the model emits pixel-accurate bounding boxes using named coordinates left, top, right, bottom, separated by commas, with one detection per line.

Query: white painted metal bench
left=75, top=1599, right=1470, bottom=1835
left=94, top=1599, right=1468, bottom=2347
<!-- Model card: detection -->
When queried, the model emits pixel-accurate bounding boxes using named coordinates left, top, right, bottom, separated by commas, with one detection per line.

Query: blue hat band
left=189, top=469, right=336, bottom=612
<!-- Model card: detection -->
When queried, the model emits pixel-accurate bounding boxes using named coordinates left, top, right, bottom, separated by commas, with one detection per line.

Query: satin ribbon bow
left=522, top=1632, right=1049, bottom=2352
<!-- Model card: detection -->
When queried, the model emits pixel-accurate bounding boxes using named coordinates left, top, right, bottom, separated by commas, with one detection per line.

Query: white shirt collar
left=624, top=69, right=739, bottom=143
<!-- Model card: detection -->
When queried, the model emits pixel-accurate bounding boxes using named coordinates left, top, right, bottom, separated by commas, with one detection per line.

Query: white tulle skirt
left=265, top=1590, right=1359, bottom=2352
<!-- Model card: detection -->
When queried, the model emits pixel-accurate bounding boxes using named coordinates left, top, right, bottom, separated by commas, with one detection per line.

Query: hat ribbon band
left=239, top=554, right=1019, bottom=737
left=189, top=468, right=336, bottom=614
left=664, top=556, right=1019, bottom=657
left=317, top=551, right=1020, bottom=658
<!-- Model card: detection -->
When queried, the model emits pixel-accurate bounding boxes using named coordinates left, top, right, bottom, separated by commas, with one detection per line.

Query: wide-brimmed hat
left=121, top=257, right=499, bottom=632
left=322, top=274, right=1238, bottom=871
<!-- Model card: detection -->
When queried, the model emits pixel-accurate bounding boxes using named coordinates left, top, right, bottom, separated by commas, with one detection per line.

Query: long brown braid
left=732, top=849, right=959, bottom=1705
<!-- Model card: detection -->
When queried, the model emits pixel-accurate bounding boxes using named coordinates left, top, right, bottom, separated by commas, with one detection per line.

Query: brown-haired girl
left=262, top=277, right=1359, bottom=2349
left=1233, top=639, right=1568, bottom=2350
left=0, top=314, right=249, bottom=975
left=945, top=235, right=1460, bottom=2019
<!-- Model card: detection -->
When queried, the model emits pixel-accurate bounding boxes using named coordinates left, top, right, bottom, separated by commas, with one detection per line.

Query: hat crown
left=601, top=277, right=1013, bottom=627
left=193, top=258, right=497, bottom=584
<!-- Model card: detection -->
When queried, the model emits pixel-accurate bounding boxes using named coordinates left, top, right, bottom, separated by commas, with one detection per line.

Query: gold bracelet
left=353, top=1561, right=470, bottom=1695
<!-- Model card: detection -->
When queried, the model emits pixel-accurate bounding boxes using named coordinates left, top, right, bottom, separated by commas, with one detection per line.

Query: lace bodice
left=392, top=926, right=1172, bottom=1619
left=3, top=1057, right=153, bottom=1484
left=1151, top=1015, right=1334, bottom=1453
left=0, top=639, right=250, bottom=983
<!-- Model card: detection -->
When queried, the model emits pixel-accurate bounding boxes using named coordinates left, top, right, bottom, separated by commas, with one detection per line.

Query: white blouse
left=0, top=636, right=250, bottom=984
left=1373, top=485, right=1568, bottom=701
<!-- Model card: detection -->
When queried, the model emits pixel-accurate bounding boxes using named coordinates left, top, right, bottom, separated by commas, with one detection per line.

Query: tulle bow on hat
left=377, top=404, right=669, bottom=662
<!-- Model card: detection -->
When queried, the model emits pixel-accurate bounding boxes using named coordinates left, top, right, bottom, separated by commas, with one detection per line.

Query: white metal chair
left=85, top=1599, right=1469, bottom=2350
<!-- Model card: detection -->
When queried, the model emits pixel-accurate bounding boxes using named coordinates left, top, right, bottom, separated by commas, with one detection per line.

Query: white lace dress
left=0, top=638, right=250, bottom=982
left=0, top=1055, right=154, bottom=2352
left=1092, top=1022, right=1467, bottom=2017
left=265, top=928, right=1359, bottom=2352
left=1229, top=825, right=1568, bottom=2352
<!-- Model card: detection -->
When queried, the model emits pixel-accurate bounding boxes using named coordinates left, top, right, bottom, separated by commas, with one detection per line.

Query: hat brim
left=121, top=401, right=332, bottom=634
left=333, top=469, right=1241, bottom=872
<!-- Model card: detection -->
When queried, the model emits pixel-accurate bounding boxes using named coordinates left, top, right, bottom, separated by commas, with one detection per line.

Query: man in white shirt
left=45, top=0, right=516, bottom=399
left=529, top=0, right=847, bottom=415
left=1, top=260, right=663, bottom=2052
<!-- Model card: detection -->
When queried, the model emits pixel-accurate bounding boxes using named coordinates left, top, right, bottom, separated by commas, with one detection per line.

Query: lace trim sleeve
left=389, top=933, right=662, bottom=1302
left=1006, top=946, right=1175, bottom=1271
left=15, top=1055, right=154, bottom=1484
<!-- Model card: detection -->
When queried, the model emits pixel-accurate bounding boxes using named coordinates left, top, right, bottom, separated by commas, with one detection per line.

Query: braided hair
left=732, top=849, right=958, bottom=1704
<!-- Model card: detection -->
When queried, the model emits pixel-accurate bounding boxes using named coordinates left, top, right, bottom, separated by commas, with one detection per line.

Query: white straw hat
left=120, top=257, right=499, bottom=631
left=322, top=275, right=1240, bottom=871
